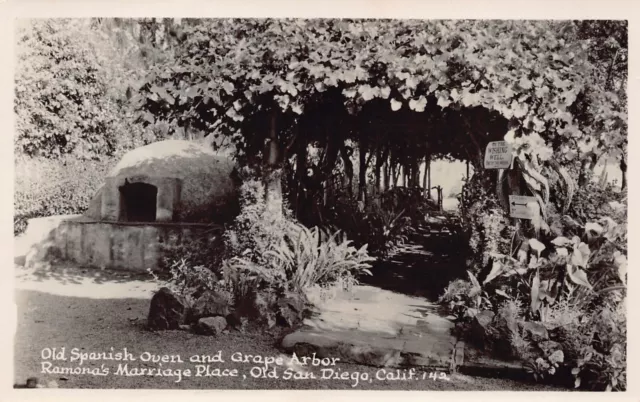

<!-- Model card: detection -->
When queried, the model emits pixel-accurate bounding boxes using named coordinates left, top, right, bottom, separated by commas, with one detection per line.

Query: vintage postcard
left=5, top=0, right=636, bottom=399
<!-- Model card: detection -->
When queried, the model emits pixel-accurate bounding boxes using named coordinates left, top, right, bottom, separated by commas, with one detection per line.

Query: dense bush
left=16, top=20, right=119, bottom=158
left=15, top=19, right=161, bottom=161
left=440, top=196, right=627, bottom=390
left=14, top=155, right=114, bottom=234
left=216, top=177, right=375, bottom=328
left=567, top=178, right=627, bottom=225
left=156, top=229, right=225, bottom=273
left=459, top=172, right=515, bottom=274
left=323, top=186, right=438, bottom=257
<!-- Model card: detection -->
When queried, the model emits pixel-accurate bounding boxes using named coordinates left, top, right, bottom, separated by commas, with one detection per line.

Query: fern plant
left=266, top=224, right=375, bottom=293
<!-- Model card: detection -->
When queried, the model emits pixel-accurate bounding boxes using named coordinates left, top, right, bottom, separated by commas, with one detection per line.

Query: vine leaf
left=390, top=98, right=402, bottom=111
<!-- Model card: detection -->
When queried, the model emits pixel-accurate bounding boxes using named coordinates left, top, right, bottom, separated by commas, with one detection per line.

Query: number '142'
left=423, top=372, right=450, bottom=381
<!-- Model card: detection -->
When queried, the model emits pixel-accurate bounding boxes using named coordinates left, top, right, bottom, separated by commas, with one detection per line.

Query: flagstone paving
left=282, top=285, right=463, bottom=370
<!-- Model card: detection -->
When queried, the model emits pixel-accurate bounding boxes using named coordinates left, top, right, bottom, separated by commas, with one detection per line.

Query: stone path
left=282, top=285, right=464, bottom=370
left=281, top=221, right=525, bottom=376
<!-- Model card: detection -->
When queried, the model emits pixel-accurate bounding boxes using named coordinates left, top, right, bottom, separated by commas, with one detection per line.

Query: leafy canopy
left=137, top=19, right=626, bottom=166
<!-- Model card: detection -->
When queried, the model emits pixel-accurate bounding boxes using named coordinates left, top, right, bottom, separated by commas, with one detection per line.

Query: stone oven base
left=17, top=215, right=224, bottom=272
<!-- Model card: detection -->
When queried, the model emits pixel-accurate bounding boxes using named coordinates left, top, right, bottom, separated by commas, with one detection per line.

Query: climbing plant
left=136, top=19, right=625, bottom=194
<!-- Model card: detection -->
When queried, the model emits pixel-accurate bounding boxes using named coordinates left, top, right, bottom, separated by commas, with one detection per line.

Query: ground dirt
left=13, top=265, right=564, bottom=391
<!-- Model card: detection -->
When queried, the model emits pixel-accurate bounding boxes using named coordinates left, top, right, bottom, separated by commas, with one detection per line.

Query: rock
left=473, top=310, right=495, bottom=331
left=276, top=292, right=310, bottom=327
left=147, top=287, right=189, bottom=330
left=225, top=312, right=242, bottom=329
left=475, top=310, right=495, bottom=325
left=471, top=310, right=495, bottom=345
left=194, top=316, right=228, bottom=336
left=189, top=290, right=230, bottom=322
left=521, top=321, right=549, bottom=342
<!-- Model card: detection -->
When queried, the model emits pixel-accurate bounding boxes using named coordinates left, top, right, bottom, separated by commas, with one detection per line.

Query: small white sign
left=509, top=195, right=540, bottom=220
left=484, top=141, right=513, bottom=169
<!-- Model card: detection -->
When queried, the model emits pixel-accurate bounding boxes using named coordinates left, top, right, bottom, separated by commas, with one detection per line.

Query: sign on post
left=484, top=141, right=513, bottom=169
left=509, top=195, right=540, bottom=220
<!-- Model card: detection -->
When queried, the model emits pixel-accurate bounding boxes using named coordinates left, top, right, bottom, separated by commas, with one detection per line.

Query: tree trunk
left=383, top=160, right=390, bottom=192
left=294, top=138, right=308, bottom=219
left=578, top=153, right=599, bottom=186
left=422, top=159, right=428, bottom=196
left=426, top=159, right=431, bottom=200
left=319, top=123, right=340, bottom=207
left=578, top=158, right=591, bottom=187
left=340, top=145, right=354, bottom=198
left=374, top=151, right=382, bottom=196
left=621, top=156, right=627, bottom=191
left=402, top=166, right=408, bottom=187
left=265, top=110, right=283, bottom=215
left=391, top=164, right=397, bottom=188
left=358, top=137, right=367, bottom=204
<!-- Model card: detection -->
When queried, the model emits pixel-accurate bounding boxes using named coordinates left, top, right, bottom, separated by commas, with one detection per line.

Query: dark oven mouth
left=119, top=181, right=158, bottom=222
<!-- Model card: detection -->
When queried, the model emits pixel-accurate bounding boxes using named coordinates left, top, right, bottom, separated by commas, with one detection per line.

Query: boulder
left=471, top=310, right=495, bottom=344
left=276, top=292, right=311, bottom=327
left=147, top=287, right=190, bottom=330
left=520, top=321, right=549, bottom=342
left=194, top=316, right=228, bottom=336
left=225, top=312, right=243, bottom=329
left=189, top=290, right=231, bottom=322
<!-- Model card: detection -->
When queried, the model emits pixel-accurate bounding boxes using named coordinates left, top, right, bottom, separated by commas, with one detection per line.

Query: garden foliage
left=15, top=19, right=150, bottom=159
left=158, top=176, right=376, bottom=329
left=14, top=155, right=114, bottom=234
left=442, top=186, right=627, bottom=390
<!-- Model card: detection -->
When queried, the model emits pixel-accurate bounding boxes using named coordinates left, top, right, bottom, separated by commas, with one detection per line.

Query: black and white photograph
left=8, top=2, right=631, bottom=394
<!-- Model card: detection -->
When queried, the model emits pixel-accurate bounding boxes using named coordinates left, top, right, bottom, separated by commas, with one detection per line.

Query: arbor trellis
left=137, top=18, right=627, bottom=260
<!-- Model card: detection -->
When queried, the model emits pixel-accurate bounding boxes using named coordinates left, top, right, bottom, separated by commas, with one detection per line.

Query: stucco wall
left=21, top=215, right=224, bottom=272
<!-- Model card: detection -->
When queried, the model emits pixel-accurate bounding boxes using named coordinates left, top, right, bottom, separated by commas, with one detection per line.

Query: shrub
left=568, top=178, right=626, bottom=225
left=265, top=224, right=374, bottom=292
left=570, top=300, right=626, bottom=391
left=158, top=230, right=225, bottom=274
left=459, top=172, right=513, bottom=274
left=16, top=19, right=120, bottom=158
left=227, top=223, right=375, bottom=295
left=14, top=155, right=114, bottom=234
left=223, top=177, right=295, bottom=268
left=220, top=176, right=375, bottom=328
left=322, top=186, right=437, bottom=257
left=440, top=211, right=627, bottom=390
left=150, top=258, right=227, bottom=305
left=15, top=19, right=156, bottom=159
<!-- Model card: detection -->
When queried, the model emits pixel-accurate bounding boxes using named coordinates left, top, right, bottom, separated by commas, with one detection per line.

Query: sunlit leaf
left=390, top=98, right=402, bottom=111
left=551, top=236, right=573, bottom=247
left=529, top=238, right=546, bottom=255
left=566, top=264, right=592, bottom=289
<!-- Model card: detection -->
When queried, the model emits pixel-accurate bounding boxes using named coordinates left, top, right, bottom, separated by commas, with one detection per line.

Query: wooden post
left=422, top=158, right=428, bottom=197
left=427, top=159, right=431, bottom=200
